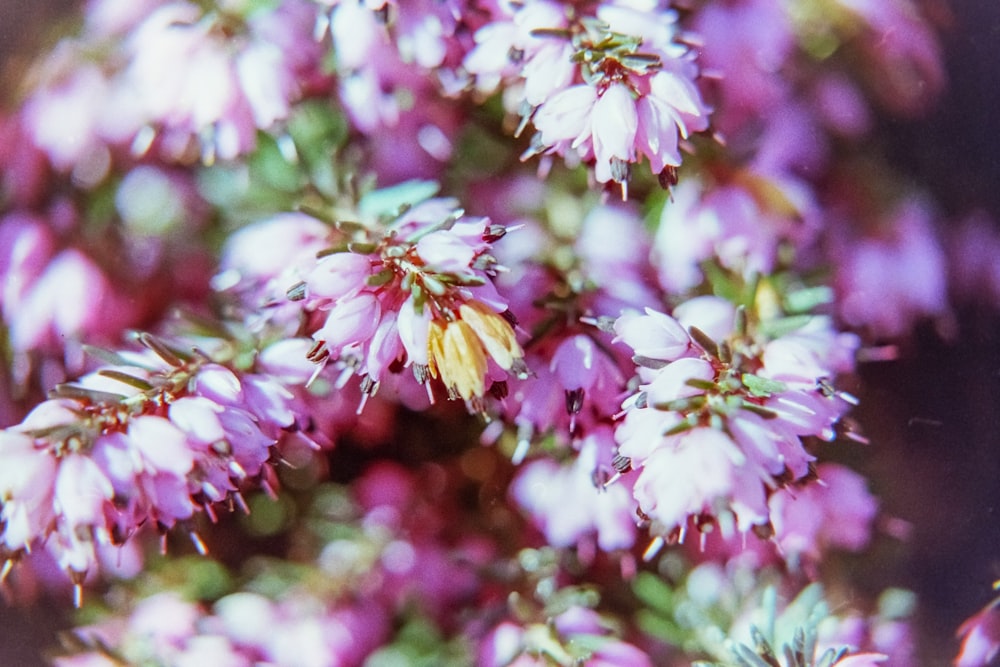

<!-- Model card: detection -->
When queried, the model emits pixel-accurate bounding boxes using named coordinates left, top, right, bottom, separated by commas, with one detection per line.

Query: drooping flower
left=611, top=293, right=860, bottom=550
left=832, top=197, right=949, bottom=339
left=0, top=334, right=296, bottom=591
left=956, top=599, right=1000, bottom=667
left=278, top=197, right=525, bottom=408
left=512, top=428, right=637, bottom=553
left=20, top=0, right=326, bottom=169
left=465, top=0, right=711, bottom=194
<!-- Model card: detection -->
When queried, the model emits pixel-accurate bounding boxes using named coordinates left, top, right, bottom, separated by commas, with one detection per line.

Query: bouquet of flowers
left=0, top=0, right=997, bottom=664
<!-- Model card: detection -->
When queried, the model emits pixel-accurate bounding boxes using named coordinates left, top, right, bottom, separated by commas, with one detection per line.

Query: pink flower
left=769, top=463, right=878, bottom=564
left=834, top=198, right=948, bottom=338
left=306, top=252, right=374, bottom=303
left=533, top=85, right=598, bottom=152
left=22, top=60, right=112, bottom=173
left=591, top=83, right=638, bottom=185
left=644, top=357, right=715, bottom=406
left=636, top=68, right=709, bottom=173
left=672, top=295, right=736, bottom=344
left=613, top=308, right=691, bottom=365
left=54, top=454, right=114, bottom=530
left=956, top=601, right=1000, bottom=667
left=313, top=292, right=383, bottom=354
left=692, top=0, right=795, bottom=133
left=118, top=1, right=323, bottom=162
left=631, top=428, right=768, bottom=534
left=469, top=0, right=710, bottom=188
left=512, top=431, right=637, bottom=552
left=8, top=248, right=129, bottom=356
left=0, top=432, right=57, bottom=552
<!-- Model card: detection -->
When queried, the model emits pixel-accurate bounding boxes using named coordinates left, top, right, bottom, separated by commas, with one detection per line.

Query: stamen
left=189, top=531, right=208, bottom=556
left=642, top=536, right=664, bottom=561
left=512, top=438, right=530, bottom=465
left=231, top=492, right=248, bottom=515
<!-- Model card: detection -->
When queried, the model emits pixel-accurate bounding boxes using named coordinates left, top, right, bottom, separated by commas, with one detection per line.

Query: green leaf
left=632, top=571, right=676, bottom=614
left=783, top=286, right=834, bottom=314
left=758, top=314, right=813, bottom=339
left=359, top=180, right=440, bottom=220
left=248, top=133, right=301, bottom=194
left=741, top=374, right=788, bottom=398
left=97, top=369, right=155, bottom=392
left=877, top=588, right=917, bottom=620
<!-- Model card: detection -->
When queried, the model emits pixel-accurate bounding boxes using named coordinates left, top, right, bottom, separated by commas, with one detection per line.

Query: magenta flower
left=591, top=83, right=639, bottom=185
left=956, top=600, right=1000, bottom=667
left=512, top=429, right=637, bottom=552
left=611, top=296, right=859, bottom=547
left=833, top=198, right=948, bottom=338
left=284, top=199, right=524, bottom=406
left=479, top=605, right=653, bottom=667
left=0, top=335, right=297, bottom=588
left=466, top=0, right=710, bottom=193
left=21, top=0, right=325, bottom=168
left=769, top=463, right=878, bottom=565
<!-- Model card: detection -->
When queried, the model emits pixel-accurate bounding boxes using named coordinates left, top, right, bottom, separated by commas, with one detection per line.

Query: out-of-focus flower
left=653, top=174, right=820, bottom=293
left=834, top=0, right=944, bottom=115
left=480, top=605, right=653, bottom=667
left=512, top=428, right=637, bottom=553
left=769, top=463, right=878, bottom=567
left=21, top=0, right=326, bottom=169
left=692, top=0, right=795, bottom=135
left=956, top=599, right=1000, bottom=667
left=833, top=198, right=949, bottom=338
left=318, top=0, right=465, bottom=181
left=0, top=212, right=144, bottom=381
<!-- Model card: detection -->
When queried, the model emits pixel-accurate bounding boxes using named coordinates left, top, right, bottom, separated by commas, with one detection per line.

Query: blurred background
left=0, top=0, right=998, bottom=665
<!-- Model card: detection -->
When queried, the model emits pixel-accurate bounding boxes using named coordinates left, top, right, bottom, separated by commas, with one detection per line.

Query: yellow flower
left=458, top=301, right=522, bottom=369
left=427, top=301, right=523, bottom=400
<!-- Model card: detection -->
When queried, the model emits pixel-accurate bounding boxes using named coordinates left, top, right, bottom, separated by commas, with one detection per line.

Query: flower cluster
left=281, top=196, right=527, bottom=407
left=21, top=0, right=325, bottom=171
left=1, top=0, right=992, bottom=664
left=0, top=333, right=295, bottom=596
left=465, top=0, right=711, bottom=194
left=612, top=294, right=860, bottom=548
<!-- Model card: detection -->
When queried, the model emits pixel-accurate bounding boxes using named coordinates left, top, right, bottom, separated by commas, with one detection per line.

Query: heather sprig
left=611, top=270, right=862, bottom=553
left=0, top=328, right=297, bottom=600
left=465, top=0, right=712, bottom=196
left=275, top=187, right=528, bottom=409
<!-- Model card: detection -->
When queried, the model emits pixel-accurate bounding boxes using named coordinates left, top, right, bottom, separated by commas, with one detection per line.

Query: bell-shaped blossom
left=21, top=0, right=325, bottom=168
left=512, top=431, right=637, bottom=552
left=612, top=294, right=859, bottom=545
left=290, top=200, right=522, bottom=406
left=466, top=0, right=710, bottom=191
left=833, top=198, right=948, bottom=338
left=654, top=176, right=818, bottom=293
left=0, top=341, right=297, bottom=585
left=614, top=309, right=692, bottom=367
left=956, top=600, right=1000, bottom=667
left=769, top=463, right=878, bottom=565
left=591, top=83, right=639, bottom=184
